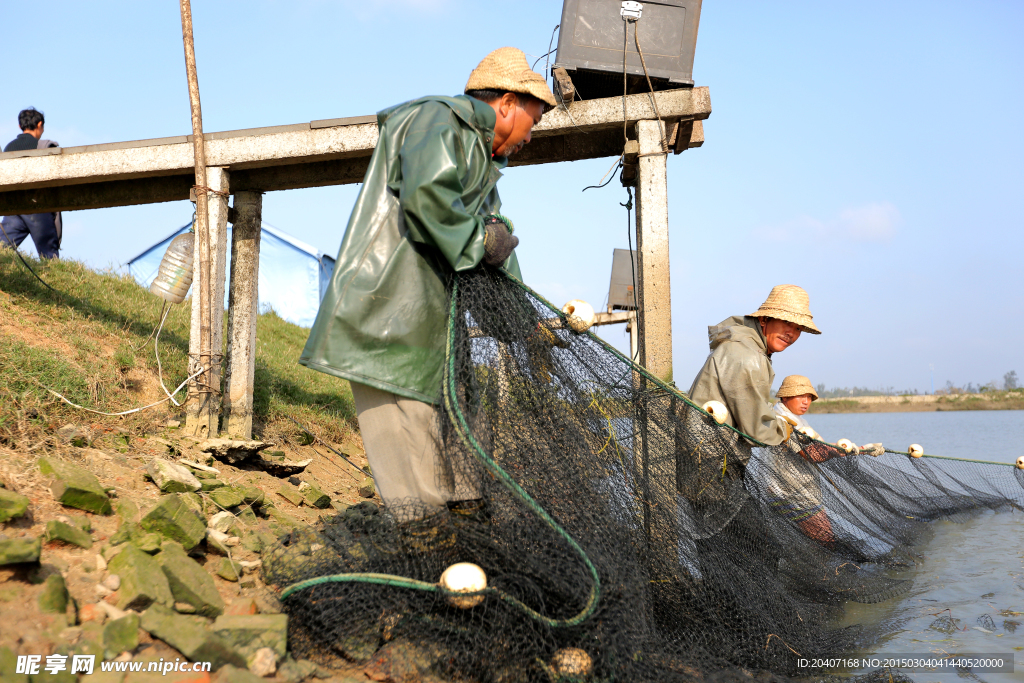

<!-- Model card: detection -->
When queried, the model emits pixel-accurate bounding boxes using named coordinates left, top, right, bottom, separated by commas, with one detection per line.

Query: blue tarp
left=126, top=222, right=335, bottom=328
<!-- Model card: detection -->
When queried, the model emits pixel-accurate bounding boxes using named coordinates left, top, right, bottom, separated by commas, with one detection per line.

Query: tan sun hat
left=465, top=47, right=557, bottom=109
left=777, top=375, right=819, bottom=400
left=750, top=284, right=821, bottom=334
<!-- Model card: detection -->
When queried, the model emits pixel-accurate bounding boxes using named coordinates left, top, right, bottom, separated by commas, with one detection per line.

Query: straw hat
left=750, top=284, right=821, bottom=334
left=465, top=47, right=557, bottom=109
left=777, top=375, right=819, bottom=400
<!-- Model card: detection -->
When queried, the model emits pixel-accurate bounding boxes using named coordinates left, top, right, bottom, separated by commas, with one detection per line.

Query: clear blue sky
left=4, top=0, right=1022, bottom=394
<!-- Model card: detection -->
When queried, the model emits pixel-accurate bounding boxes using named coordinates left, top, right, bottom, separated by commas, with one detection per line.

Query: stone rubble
left=146, top=458, right=202, bottom=493
left=0, top=423, right=377, bottom=682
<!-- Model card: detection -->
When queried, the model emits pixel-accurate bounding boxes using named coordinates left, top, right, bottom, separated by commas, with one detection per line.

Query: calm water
left=808, top=411, right=1024, bottom=681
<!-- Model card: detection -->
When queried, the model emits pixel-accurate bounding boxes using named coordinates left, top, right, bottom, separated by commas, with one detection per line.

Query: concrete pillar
left=223, top=190, right=263, bottom=439
left=185, top=166, right=230, bottom=437
left=634, top=120, right=673, bottom=385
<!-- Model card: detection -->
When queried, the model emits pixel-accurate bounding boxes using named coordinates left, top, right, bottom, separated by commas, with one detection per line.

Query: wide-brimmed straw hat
left=777, top=375, right=819, bottom=400
left=750, top=284, right=821, bottom=334
left=465, top=47, right=557, bottom=109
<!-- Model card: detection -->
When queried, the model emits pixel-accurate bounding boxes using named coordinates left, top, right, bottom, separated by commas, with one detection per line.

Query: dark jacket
left=4, top=133, right=40, bottom=152
left=2, top=135, right=62, bottom=249
left=300, top=95, right=521, bottom=403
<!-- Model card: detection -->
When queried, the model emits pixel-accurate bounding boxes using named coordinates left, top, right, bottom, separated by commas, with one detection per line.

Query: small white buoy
left=908, top=444, right=924, bottom=458
left=836, top=438, right=856, bottom=453
left=439, top=562, right=487, bottom=609
left=551, top=647, right=593, bottom=677
left=1015, top=455, right=1024, bottom=470
left=701, top=400, right=729, bottom=425
left=562, top=300, right=596, bottom=334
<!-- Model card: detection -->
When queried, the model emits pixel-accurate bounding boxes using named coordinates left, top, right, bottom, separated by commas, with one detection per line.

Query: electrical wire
left=531, top=48, right=556, bottom=72
left=621, top=187, right=640, bottom=362
left=581, top=157, right=623, bottom=192
left=311, top=445, right=362, bottom=483
left=39, top=365, right=205, bottom=417
left=3, top=217, right=196, bottom=417
left=633, top=19, right=669, bottom=153
left=0, top=220, right=65, bottom=296
left=544, top=24, right=559, bottom=78
left=154, top=302, right=180, bottom=406
left=131, top=301, right=167, bottom=352
left=623, top=19, right=631, bottom=144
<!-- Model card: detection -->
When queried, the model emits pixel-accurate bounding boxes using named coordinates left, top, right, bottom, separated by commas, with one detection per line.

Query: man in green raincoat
left=300, top=48, right=556, bottom=518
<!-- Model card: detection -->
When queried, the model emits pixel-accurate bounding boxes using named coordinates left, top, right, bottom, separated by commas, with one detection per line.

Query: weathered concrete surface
left=185, top=167, right=230, bottom=438
left=0, top=89, right=710, bottom=214
left=635, top=120, right=673, bottom=384
left=223, top=191, right=262, bottom=439
left=0, top=116, right=379, bottom=191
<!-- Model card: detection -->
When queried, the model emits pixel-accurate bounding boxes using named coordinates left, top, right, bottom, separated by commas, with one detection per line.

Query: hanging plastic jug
left=149, top=232, right=195, bottom=304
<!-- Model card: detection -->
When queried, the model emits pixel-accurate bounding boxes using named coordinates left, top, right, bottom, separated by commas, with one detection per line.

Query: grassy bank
left=0, top=250, right=356, bottom=449
left=809, top=391, right=1024, bottom=414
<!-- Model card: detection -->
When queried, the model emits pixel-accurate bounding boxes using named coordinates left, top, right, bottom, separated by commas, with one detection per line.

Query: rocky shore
left=0, top=421, right=395, bottom=683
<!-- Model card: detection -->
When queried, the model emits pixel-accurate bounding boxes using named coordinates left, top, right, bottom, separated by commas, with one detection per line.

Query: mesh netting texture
left=265, top=268, right=1024, bottom=683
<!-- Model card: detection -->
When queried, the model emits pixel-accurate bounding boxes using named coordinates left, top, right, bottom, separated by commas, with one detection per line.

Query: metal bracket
left=621, top=1, right=643, bottom=20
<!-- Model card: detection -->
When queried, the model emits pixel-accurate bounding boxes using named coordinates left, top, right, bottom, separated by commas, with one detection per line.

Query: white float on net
left=552, top=647, right=593, bottom=677
left=439, top=562, right=487, bottom=609
left=562, top=299, right=596, bottom=333
left=701, top=400, right=728, bottom=425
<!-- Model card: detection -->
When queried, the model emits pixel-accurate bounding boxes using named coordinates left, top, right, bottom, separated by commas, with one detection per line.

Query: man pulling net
left=273, top=54, right=1024, bottom=683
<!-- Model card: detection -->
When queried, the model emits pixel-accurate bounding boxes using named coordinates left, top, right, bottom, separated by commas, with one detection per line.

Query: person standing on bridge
left=300, top=49, right=556, bottom=533
left=2, top=108, right=62, bottom=259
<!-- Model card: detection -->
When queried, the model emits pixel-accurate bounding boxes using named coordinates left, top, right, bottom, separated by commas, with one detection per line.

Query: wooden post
left=185, top=167, right=230, bottom=437
left=180, top=0, right=216, bottom=437
left=224, top=190, right=263, bottom=439
left=634, top=119, right=673, bottom=385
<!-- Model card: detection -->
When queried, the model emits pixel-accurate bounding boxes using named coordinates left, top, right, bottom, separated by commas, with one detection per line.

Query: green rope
left=884, top=449, right=1016, bottom=467
left=282, top=274, right=602, bottom=629
left=281, top=573, right=438, bottom=600
left=442, top=276, right=602, bottom=628
left=502, top=271, right=770, bottom=446
left=502, top=272, right=1021, bottom=471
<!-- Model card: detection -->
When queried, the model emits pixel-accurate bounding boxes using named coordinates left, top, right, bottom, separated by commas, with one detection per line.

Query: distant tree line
left=809, top=370, right=1020, bottom=398
left=813, top=385, right=921, bottom=399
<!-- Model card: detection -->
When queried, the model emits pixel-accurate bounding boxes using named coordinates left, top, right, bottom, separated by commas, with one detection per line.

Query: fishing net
left=265, top=267, right=1024, bottom=682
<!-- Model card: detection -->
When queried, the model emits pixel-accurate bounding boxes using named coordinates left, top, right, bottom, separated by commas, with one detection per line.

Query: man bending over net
left=768, top=375, right=840, bottom=544
left=767, top=375, right=885, bottom=545
left=300, top=49, right=556, bottom=536
left=688, top=285, right=820, bottom=465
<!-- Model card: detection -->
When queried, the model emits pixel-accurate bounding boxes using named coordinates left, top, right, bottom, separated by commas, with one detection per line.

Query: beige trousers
left=351, top=381, right=458, bottom=510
